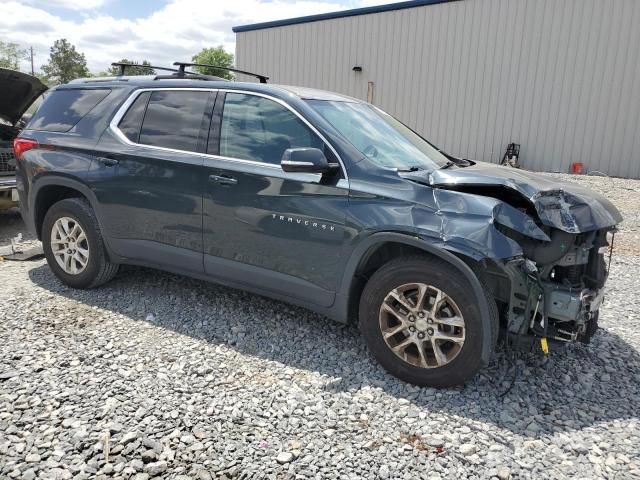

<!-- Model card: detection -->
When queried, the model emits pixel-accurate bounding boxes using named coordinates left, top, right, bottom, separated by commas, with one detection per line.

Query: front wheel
left=359, top=255, right=497, bottom=387
left=42, top=197, right=119, bottom=289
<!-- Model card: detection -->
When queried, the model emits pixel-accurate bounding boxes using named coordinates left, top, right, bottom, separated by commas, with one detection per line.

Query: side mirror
left=281, top=148, right=330, bottom=174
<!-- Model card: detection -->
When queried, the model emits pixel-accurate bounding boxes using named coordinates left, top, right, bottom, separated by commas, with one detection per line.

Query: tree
left=191, top=46, right=234, bottom=80
left=0, top=41, right=26, bottom=70
left=108, top=59, right=156, bottom=76
left=41, top=39, right=89, bottom=85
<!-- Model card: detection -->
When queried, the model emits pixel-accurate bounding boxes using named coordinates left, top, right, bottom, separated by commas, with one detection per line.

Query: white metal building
left=233, top=0, right=640, bottom=178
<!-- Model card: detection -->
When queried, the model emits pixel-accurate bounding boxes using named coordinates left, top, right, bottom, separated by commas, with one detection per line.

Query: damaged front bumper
left=498, top=249, right=609, bottom=350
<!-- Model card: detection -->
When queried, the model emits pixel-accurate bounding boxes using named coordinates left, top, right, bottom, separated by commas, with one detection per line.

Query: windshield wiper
left=397, top=166, right=425, bottom=172
left=440, top=161, right=456, bottom=169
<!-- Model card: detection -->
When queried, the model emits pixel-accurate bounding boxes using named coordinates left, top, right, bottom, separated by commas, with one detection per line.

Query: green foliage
left=107, top=59, right=156, bottom=76
left=41, top=39, right=89, bottom=85
left=0, top=41, right=26, bottom=70
left=191, top=46, right=234, bottom=80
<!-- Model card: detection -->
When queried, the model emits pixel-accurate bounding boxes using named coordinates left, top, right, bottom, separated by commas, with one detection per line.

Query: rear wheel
left=359, top=255, right=497, bottom=387
left=42, top=198, right=118, bottom=289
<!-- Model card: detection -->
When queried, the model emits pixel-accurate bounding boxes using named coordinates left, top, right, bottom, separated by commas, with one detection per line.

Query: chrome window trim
left=109, top=87, right=349, bottom=181
left=109, top=88, right=216, bottom=160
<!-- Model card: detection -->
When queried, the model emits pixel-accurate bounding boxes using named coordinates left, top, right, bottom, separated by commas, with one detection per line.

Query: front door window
left=216, top=93, right=325, bottom=165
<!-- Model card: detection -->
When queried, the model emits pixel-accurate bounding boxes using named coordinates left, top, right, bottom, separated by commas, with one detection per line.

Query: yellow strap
left=540, top=337, right=549, bottom=355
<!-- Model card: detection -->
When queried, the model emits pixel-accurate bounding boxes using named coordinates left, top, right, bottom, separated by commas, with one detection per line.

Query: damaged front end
left=406, top=163, right=623, bottom=352
left=486, top=228, right=614, bottom=349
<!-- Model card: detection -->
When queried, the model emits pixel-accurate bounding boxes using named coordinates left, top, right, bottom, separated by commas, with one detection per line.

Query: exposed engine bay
left=483, top=226, right=614, bottom=350
left=0, top=67, right=47, bottom=209
left=0, top=123, right=20, bottom=176
left=0, top=124, right=20, bottom=210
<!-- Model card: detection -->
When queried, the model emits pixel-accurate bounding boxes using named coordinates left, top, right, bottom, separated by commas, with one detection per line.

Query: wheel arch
left=32, top=176, right=101, bottom=240
left=338, top=232, right=494, bottom=365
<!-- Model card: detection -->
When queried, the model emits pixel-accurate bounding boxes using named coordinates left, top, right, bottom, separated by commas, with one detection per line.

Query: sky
left=1, top=0, right=400, bottom=74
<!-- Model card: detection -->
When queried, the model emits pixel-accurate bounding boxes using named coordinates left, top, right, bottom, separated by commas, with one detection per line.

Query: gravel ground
left=1, top=174, right=639, bottom=480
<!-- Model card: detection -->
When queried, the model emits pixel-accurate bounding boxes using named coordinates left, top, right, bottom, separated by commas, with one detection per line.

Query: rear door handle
left=97, top=157, right=119, bottom=167
left=209, top=174, right=237, bottom=186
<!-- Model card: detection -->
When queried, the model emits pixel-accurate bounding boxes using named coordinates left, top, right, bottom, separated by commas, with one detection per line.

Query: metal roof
left=275, top=85, right=359, bottom=102
left=60, top=77, right=363, bottom=103
left=232, top=0, right=463, bottom=33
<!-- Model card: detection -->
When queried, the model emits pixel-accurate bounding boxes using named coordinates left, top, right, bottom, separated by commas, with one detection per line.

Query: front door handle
left=97, top=157, right=119, bottom=167
left=209, top=174, right=237, bottom=186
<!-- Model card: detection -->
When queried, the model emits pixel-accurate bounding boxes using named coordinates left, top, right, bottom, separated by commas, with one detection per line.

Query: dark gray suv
left=14, top=70, right=622, bottom=387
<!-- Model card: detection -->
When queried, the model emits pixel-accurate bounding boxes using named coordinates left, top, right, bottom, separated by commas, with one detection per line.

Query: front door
left=202, top=91, right=349, bottom=307
left=90, top=89, right=215, bottom=272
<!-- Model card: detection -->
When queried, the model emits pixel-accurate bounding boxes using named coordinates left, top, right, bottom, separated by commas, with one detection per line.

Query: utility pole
left=30, top=46, right=34, bottom=76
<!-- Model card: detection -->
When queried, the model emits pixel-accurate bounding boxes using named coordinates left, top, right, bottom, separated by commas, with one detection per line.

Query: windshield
left=306, top=100, right=450, bottom=170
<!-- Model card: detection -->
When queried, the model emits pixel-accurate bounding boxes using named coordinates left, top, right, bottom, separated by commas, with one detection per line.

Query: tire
left=42, top=197, right=119, bottom=289
left=358, top=255, right=498, bottom=388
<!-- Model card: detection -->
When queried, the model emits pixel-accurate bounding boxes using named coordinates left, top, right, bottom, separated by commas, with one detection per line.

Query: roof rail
left=173, top=62, right=269, bottom=83
left=111, top=62, right=180, bottom=76
left=110, top=62, right=228, bottom=82
left=153, top=73, right=228, bottom=81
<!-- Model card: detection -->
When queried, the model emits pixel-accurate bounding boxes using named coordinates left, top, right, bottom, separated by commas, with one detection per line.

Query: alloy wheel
left=379, top=282, right=466, bottom=368
left=50, top=216, right=90, bottom=275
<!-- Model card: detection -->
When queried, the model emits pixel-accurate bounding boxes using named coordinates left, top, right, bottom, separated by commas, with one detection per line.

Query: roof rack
left=111, top=62, right=177, bottom=76
left=153, top=73, right=228, bottom=81
left=173, top=62, right=269, bottom=83
left=110, top=62, right=229, bottom=81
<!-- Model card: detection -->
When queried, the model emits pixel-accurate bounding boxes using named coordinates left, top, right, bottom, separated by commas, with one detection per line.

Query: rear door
left=90, top=88, right=215, bottom=272
left=201, top=91, right=349, bottom=307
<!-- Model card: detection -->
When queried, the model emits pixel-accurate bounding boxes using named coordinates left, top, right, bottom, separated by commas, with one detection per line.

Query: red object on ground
left=571, top=162, right=584, bottom=174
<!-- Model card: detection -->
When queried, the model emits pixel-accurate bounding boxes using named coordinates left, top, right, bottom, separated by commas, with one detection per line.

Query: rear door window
left=28, top=88, right=111, bottom=132
left=138, top=90, right=210, bottom=153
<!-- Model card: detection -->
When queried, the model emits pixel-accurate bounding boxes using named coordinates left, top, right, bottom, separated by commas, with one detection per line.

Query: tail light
left=13, top=138, right=39, bottom=161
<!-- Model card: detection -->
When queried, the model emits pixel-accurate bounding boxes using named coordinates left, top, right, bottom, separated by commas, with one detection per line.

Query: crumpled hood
left=428, top=161, right=623, bottom=233
left=0, top=68, right=47, bottom=125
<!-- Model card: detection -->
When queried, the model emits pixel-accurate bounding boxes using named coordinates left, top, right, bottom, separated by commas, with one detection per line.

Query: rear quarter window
left=118, top=92, right=150, bottom=143
left=28, top=89, right=111, bottom=132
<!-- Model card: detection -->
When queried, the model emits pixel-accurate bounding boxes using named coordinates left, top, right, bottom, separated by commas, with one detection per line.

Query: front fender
left=411, top=188, right=550, bottom=261
left=338, top=232, right=494, bottom=365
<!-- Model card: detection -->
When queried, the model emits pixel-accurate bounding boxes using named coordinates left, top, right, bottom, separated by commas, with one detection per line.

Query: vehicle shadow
left=28, top=263, right=640, bottom=437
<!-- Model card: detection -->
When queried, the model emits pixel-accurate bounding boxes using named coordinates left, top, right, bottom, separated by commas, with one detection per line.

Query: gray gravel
left=0, top=208, right=36, bottom=245
left=1, top=174, right=640, bottom=479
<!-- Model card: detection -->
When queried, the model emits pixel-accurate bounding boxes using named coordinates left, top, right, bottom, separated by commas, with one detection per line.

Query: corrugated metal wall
left=235, top=0, right=640, bottom=178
